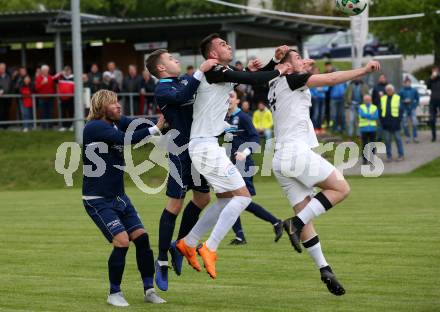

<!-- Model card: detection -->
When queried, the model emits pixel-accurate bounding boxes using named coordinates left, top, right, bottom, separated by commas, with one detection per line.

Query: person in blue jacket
left=399, top=76, right=420, bottom=143
left=330, top=82, right=347, bottom=133
left=225, top=91, right=283, bottom=245
left=310, top=67, right=328, bottom=132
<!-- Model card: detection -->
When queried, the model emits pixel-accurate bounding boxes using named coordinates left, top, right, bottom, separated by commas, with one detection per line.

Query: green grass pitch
left=1, top=177, right=439, bottom=311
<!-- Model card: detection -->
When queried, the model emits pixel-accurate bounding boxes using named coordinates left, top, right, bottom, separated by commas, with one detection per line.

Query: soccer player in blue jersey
left=225, top=91, right=283, bottom=245
left=82, top=90, right=166, bottom=306
left=145, top=50, right=217, bottom=291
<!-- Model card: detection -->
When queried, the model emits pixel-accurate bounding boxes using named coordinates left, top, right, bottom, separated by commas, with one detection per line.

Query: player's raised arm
left=205, top=63, right=291, bottom=86
left=306, top=60, right=381, bottom=88
left=146, top=49, right=217, bottom=105
left=247, top=45, right=290, bottom=72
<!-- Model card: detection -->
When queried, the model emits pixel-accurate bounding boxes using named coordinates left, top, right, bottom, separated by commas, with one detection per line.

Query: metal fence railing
left=0, top=92, right=156, bottom=129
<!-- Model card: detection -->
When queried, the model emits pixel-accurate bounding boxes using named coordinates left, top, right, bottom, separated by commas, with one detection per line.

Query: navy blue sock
left=246, top=202, right=279, bottom=225
left=177, top=201, right=202, bottom=240
left=108, top=246, right=128, bottom=294
left=158, top=209, right=177, bottom=261
left=133, top=233, right=155, bottom=291
left=232, top=217, right=246, bottom=240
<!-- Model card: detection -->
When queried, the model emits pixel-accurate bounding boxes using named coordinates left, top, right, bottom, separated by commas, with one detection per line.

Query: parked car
left=305, top=31, right=398, bottom=59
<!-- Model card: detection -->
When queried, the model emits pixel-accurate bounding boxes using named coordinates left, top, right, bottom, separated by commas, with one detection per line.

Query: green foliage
left=0, top=0, right=39, bottom=11
left=370, top=0, right=440, bottom=63
left=413, top=64, right=436, bottom=81
left=164, top=0, right=247, bottom=15
left=0, top=0, right=246, bottom=17
left=272, top=0, right=346, bottom=19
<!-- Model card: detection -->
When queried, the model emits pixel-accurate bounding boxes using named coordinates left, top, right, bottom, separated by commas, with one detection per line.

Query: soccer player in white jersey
left=176, top=33, right=291, bottom=279
left=269, top=49, right=380, bottom=295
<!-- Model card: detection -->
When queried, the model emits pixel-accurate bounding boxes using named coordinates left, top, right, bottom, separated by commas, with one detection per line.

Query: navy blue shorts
left=83, top=194, right=144, bottom=243
left=166, top=152, right=210, bottom=199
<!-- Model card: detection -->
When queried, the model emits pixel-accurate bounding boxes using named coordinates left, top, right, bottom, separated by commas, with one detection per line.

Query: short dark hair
left=200, top=33, right=221, bottom=59
left=280, top=49, right=298, bottom=64
left=145, top=49, right=168, bottom=78
left=187, top=65, right=194, bottom=71
left=325, top=61, right=332, bottom=66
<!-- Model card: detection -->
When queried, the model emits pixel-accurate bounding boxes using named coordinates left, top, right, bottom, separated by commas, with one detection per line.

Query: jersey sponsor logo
left=180, top=79, right=188, bottom=86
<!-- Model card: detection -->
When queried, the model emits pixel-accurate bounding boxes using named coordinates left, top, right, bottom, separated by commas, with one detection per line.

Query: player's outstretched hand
left=247, top=58, right=263, bottom=72
left=155, top=114, right=165, bottom=130
left=275, top=62, right=292, bottom=75
left=199, top=59, right=218, bottom=72
left=235, top=151, right=247, bottom=161
left=364, top=60, right=381, bottom=73
left=275, top=45, right=290, bottom=61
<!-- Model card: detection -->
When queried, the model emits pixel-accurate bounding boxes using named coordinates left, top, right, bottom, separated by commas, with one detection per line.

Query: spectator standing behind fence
left=330, top=81, right=347, bottom=133
left=57, top=66, right=75, bottom=131
left=101, top=71, right=119, bottom=93
left=358, top=94, right=378, bottom=165
left=88, top=63, right=102, bottom=95
left=140, top=69, right=157, bottom=115
left=427, top=66, right=440, bottom=142
left=346, top=78, right=369, bottom=137
left=399, top=76, right=420, bottom=144
left=372, top=74, right=388, bottom=141
left=19, top=75, right=33, bottom=132
left=380, top=84, right=404, bottom=162
left=310, top=67, right=328, bottom=133
left=35, top=65, right=60, bottom=129
left=122, top=65, right=142, bottom=116
left=107, top=61, right=123, bottom=90
left=13, top=67, right=28, bottom=124
left=253, top=101, right=273, bottom=145
left=0, top=63, right=11, bottom=129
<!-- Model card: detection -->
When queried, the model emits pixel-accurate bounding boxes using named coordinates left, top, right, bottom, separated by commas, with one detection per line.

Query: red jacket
left=57, top=74, right=74, bottom=101
left=20, top=85, right=33, bottom=108
left=35, top=74, right=58, bottom=98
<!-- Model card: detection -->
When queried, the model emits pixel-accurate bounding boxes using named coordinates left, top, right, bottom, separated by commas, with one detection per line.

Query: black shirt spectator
left=372, top=74, right=388, bottom=106
left=88, top=63, right=102, bottom=95
left=140, top=70, right=157, bottom=115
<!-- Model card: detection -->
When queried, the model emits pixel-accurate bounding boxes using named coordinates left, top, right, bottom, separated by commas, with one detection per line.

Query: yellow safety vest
left=359, top=104, right=377, bottom=128
left=380, top=95, right=400, bottom=118
left=252, top=109, right=273, bottom=130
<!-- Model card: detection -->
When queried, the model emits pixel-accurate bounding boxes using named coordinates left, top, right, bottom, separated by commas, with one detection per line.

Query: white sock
left=297, top=197, right=326, bottom=225
left=184, top=198, right=230, bottom=247
left=304, top=237, right=329, bottom=269
left=206, top=196, right=252, bottom=251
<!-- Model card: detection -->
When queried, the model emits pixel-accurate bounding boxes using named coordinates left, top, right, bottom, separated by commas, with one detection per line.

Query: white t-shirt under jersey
left=268, top=72, right=319, bottom=150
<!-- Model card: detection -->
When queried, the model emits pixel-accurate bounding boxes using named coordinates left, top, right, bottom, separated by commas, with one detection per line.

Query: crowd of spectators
left=0, top=59, right=439, bottom=163
left=0, top=61, right=158, bottom=131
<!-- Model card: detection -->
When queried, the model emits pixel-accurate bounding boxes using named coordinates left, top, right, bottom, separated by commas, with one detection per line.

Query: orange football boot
left=176, top=239, right=201, bottom=272
left=197, top=242, right=217, bottom=279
